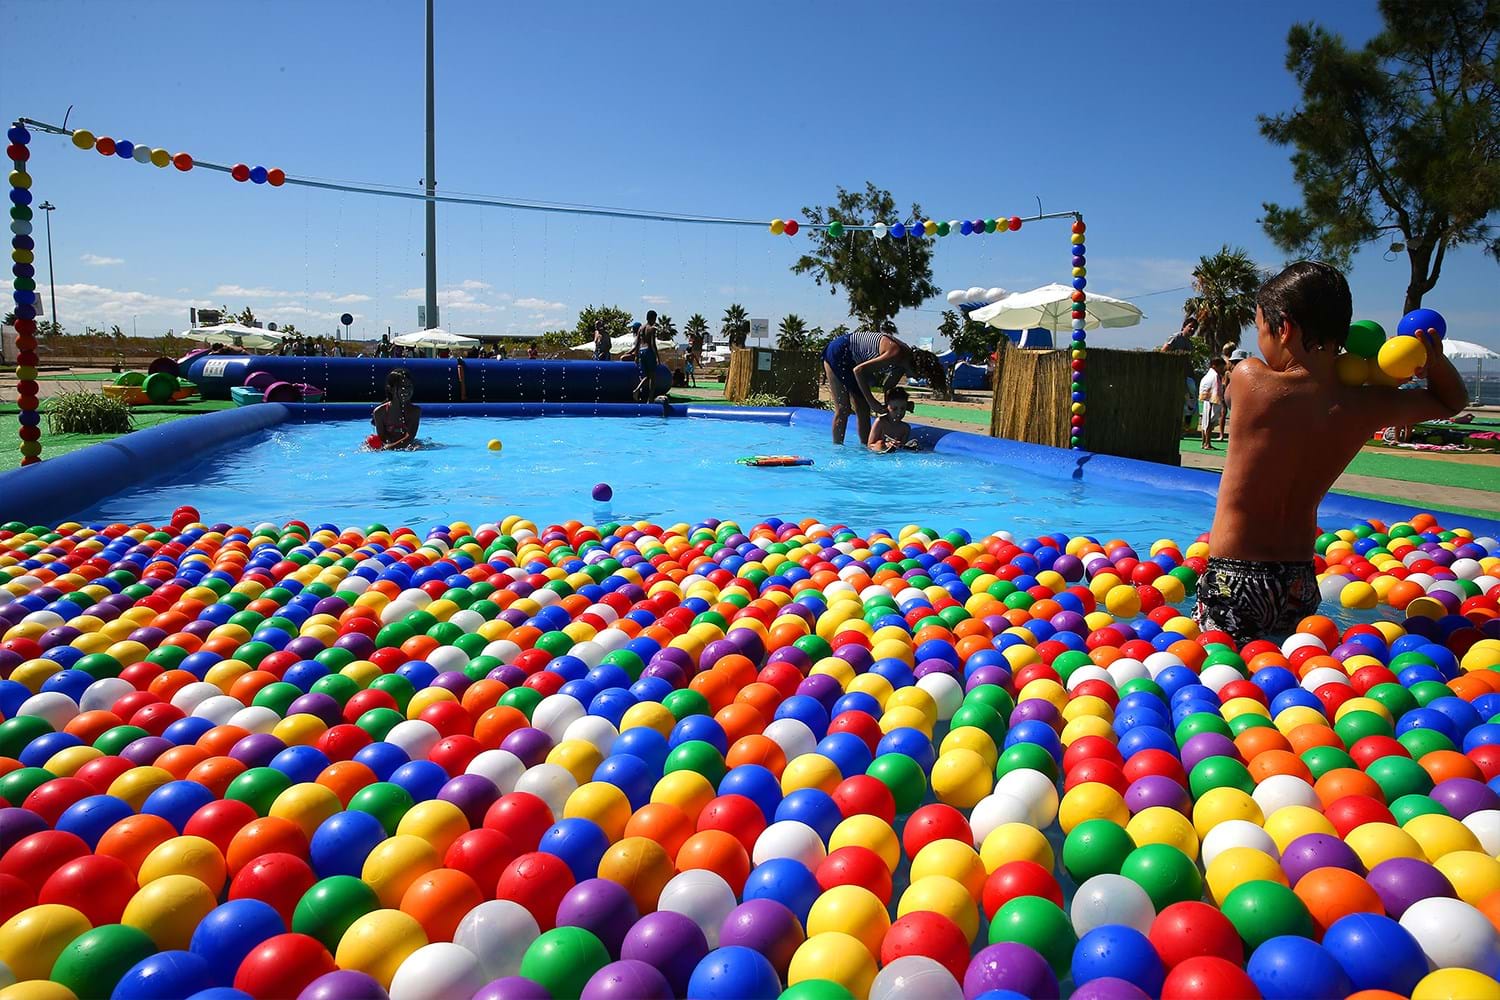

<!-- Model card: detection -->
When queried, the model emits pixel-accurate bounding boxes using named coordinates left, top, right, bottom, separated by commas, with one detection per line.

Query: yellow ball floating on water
left=1340, top=580, right=1379, bottom=609
left=1433, top=851, right=1500, bottom=907
left=1104, top=584, right=1141, bottom=618
left=1412, top=969, right=1500, bottom=1000
left=1205, top=846, right=1286, bottom=905
left=1377, top=335, right=1426, bottom=380
left=930, top=748, right=993, bottom=809
left=1060, top=782, right=1130, bottom=833
left=805, top=885, right=891, bottom=958
left=335, top=909, right=429, bottom=989
left=788, top=932, right=878, bottom=998
left=911, top=839, right=987, bottom=901
left=830, top=814, right=900, bottom=872
left=488, top=439, right=502, bottom=451
left=898, top=875, right=979, bottom=942
left=121, top=873, right=218, bottom=950
left=138, top=835, right=227, bottom=894
left=980, top=822, right=1054, bottom=873
left=362, top=835, right=439, bottom=908
left=0, top=905, right=92, bottom=983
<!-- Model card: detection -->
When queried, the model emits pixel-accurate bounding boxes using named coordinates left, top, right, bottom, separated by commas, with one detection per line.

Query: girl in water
left=370, top=368, right=421, bottom=449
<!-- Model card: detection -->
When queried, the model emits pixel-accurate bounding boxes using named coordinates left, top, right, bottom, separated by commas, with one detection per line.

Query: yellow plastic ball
left=1061, top=716, right=1116, bottom=746
left=1432, top=850, right=1500, bottom=907
left=564, top=781, right=633, bottom=842
left=1104, top=585, right=1141, bottom=618
left=621, top=701, right=675, bottom=736
left=149, top=147, right=171, bottom=168
left=334, top=908, right=429, bottom=989
left=830, top=815, right=900, bottom=872
left=1336, top=352, right=1371, bottom=386
left=911, top=839, right=986, bottom=901
left=1192, top=787, right=1265, bottom=840
left=1377, top=335, right=1427, bottom=380
left=107, top=765, right=173, bottom=810
left=1340, top=581, right=1379, bottom=610
left=979, top=822, right=1054, bottom=874
left=1263, top=805, right=1338, bottom=854
left=1411, top=969, right=1500, bottom=1000
left=1345, top=821, right=1424, bottom=870
left=0, top=981, right=79, bottom=1000
left=1205, top=846, right=1287, bottom=905
left=940, top=727, right=997, bottom=769
left=44, top=745, right=102, bottom=777
left=930, top=749, right=993, bottom=810
left=1402, top=812, right=1482, bottom=863
left=898, top=875, right=979, bottom=942
left=788, top=932, right=878, bottom=998
left=361, top=835, right=440, bottom=908
left=121, top=873, right=218, bottom=950
left=395, top=800, right=470, bottom=857
left=137, top=835, right=227, bottom=894
left=488, top=439, right=503, bottom=452
left=596, top=836, right=675, bottom=913
left=886, top=687, right=938, bottom=728
left=269, top=782, right=343, bottom=840
left=1126, top=806, right=1200, bottom=861
left=0, top=905, right=92, bottom=982
left=650, top=770, right=715, bottom=820
left=1058, top=783, right=1130, bottom=834
left=547, top=739, right=605, bottom=786
left=805, top=885, right=890, bottom=958
left=70, top=129, right=96, bottom=150
left=271, top=713, right=327, bottom=746
left=781, top=753, right=844, bottom=796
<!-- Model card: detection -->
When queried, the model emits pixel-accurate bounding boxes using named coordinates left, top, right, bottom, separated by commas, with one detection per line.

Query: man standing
left=635, top=313, right=659, bottom=402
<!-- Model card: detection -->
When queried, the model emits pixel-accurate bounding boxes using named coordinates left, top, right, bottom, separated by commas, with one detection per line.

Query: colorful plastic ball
left=234, top=932, right=340, bottom=1000
left=788, top=932, right=878, bottom=1000
left=868, top=954, right=960, bottom=1000
left=111, top=949, right=216, bottom=1000
left=298, top=969, right=390, bottom=1000
left=1071, top=925, right=1165, bottom=995
left=190, top=898, right=286, bottom=978
left=806, top=884, right=890, bottom=959
left=740, top=859, right=819, bottom=928
left=1377, top=336, right=1427, bottom=381
left=1397, top=307, right=1446, bottom=339
left=1294, top=866, right=1385, bottom=934
left=38, top=854, right=136, bottom=926
left=0, top=903, right=93, bottom=982
left=592, top=484, right=613, bottom=502
left=1320, top=913, right=1429, bottom=995
left=817, top=846, right=893, bottom=905
left=49, top=922, right=157, bottom=1000
left=123, top=872, right=220, bottom=950
left=1148, top=901, right=1244, bottom=968
left=686, top=945, right=783, bottom=1000
left=335, top=909, right=428, bottom=990
left=1411, top=969, right=1500, bottom=1000
left=553, top=877, right=640, bottom=958
left=961, top=942, right=1059, bottom=1000
left=1070, top=873, right=1157, bottom=936
left=0, top=830, right=89, bottom=894
left=1062, top=818, right=1136, bottom=883
left=519, top=926, right=611, bottom=1000
left=1366, top=856, right=1457, bottom=917
left=866, top=753, right=926, bottom=814
left=880, top=911, right=970, bottom=983
left=982, top=860, right=1063, bottom=919
left=1218, top=879, right=1314, bottom=953
left=1398, top=897, right=1500, bottom=977
left=716, top=899, right=802, bottom=977
left=453, top=899, right=540, bottom=981
left=386, top=942, right=485, bottom=1000
left=987, top=895, right=1076, bottom=976
left=596, top=836, right=675, bottom=913
left=579, top=958, right=674, bottom=1000
left=1245, top=935, right=1352, bottom=1000
left=1159, top=956, right=1259, bottom=1000
left=1119, top=844, right=1202, bottom=911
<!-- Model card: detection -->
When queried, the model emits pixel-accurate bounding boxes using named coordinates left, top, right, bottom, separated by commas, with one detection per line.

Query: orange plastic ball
left=399, top=867, right=484, bottom=942
left=675, top=829, right=751, bottom=895
left=1294, top=866, right=1384, bottom=933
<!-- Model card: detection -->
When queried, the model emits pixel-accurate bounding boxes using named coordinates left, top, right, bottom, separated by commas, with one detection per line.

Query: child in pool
left=371, top=369, right=421, bottom=449
left=868, top=386, right=920, bottom=452
left=1197, top=261, right=1465, bottom=643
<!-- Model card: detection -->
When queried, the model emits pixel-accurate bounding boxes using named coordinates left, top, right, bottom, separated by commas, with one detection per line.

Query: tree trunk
left=1403, top=242, right=1434, bottom=313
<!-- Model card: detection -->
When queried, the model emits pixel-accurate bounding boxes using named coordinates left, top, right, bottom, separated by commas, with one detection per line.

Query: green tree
left=792, top=182, right=939, bottom=329
left=1259, top=1, right=1500, bottom=311
left=776, top=314, right=812, bottom=352
left=1182, top=246, right=1266, bottom=357
left=939, top=309, right=1000, bottom=360
left=657, top=314, right=677, bottom=344
left=573, top=304, right=633, bottom=343
left=722, top=303, right=749, bottom=349
left=236, top=306, right=257, bottom=327
left=684, top=313, right=709, bottom=345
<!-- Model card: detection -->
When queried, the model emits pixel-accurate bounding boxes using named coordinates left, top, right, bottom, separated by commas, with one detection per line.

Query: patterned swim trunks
left=1193, top=556, right=1320, bottom=644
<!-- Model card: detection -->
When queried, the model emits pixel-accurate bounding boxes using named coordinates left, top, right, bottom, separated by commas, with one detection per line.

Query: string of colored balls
left=65, top=125, right=284, bottom=186
left=7, top=124, right=42, bottom=466
left=771, top=218, right=1026, bottom=238
left=1070, top=219, right=1087, bottom=451
left=0, top=511, right=1497, bottom=1000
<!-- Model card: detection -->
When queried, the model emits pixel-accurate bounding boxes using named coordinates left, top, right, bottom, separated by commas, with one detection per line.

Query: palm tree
left=722, top=304, right=750, bottom=349
left=684, top=313, right=709, bottom=350
left=1183, top=246, right=1265, bottom=357
left=657, top=314, right=678, bottom=345
left=777, top=314, right=811, bottom=352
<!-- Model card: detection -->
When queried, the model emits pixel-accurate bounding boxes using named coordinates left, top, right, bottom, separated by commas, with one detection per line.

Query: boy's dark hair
left=1256, top=260, right=1351, bottom=352
left=645, top=310, right=658, bottom=324
left=1210, top=357, right=1227, bottom=370
left=886, top=385, right=910, bottom=404
left=385, top=368, right=412, bottom=397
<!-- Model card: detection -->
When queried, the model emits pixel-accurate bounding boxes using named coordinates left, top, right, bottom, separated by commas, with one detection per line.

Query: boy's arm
left=867, top=416, right=888, bottom=447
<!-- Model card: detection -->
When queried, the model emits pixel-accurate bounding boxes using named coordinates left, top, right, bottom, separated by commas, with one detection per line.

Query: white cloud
left=514, top=297, right=566, bottom=311
left=52, top=282, right=211, bottom=329
left=397, top=285, right=503, bottom=314
left=641, top=294, right=671, bottom=306
left=80, top=253, right=124, bottom=266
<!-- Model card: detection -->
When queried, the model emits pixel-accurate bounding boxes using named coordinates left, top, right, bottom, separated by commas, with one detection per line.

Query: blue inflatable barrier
left=183, top=355, right=670, bottom=402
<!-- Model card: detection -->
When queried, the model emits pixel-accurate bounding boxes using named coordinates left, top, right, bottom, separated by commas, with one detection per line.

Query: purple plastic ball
left=1124, top=774, right=1191, bottom=815
left=557, top=878, right=640, bottom=957
left=620, top=909, right=708, bottom=996
left=1280, top=832, right=1365, bottom=885
left=1431, top=777, right=1499, bottom=818
left=229, top=732, right=287, bottom=768
left=1010, top=699, right=1060, bottom=728
left=438, top=773, right=501, bottom=828
left=1365, top=857, right=1457, bottom=918
left=1070, top=977, right=1152, bottom=1000
left=579, top=959, right=673, bottom=1000
left=966, top=665, right=1011, bottom=692
left=471, top=977, right=552, bottom=1000
left=287, top=693, right=343, bottom=727
left=592, top=483, right=613, bottom=502
left=120, top=735, right=174, bottom=766
left=716, top=898, right=805, bottom=975
left=1179, top=733, right=1240, bottom=773
left=963, top=942, right=1061, bottom=1000
left=500, top=727, right=554, bottom=768
left=297, top=969, right=390, bottom=1000
left=0, top=805, right=48, bottom=853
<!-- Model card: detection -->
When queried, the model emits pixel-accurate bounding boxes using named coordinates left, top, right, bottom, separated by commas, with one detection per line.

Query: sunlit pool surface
left=75, top=415, right=1221, bottom=544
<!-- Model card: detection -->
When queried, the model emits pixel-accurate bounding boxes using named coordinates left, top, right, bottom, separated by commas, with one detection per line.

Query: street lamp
left=37, top=201, right=57, bottom=334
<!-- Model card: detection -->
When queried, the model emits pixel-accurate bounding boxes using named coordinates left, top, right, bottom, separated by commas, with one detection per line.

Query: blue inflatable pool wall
left=183, top=355, right=671, bottom=402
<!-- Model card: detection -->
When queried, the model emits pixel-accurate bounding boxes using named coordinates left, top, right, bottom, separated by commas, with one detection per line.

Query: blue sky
left=6, top=0, right=1498, bottom=354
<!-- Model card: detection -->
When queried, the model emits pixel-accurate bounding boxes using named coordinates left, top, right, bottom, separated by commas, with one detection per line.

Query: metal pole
left=423, top=0, right=438, bottom=330
left=38, top=201, right=57, bottom=333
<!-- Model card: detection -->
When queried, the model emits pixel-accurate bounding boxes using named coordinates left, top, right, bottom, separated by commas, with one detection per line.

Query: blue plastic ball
left=142, top=780, right=218, bottom=832
left=741, top=858, right=821, bottom=925
left=309, top=809, right=387, bottom=878
left=352, top=741, right=409, bottom=781
left=685, top=945, right=783, bottom=1000
left=188, top=899, right=286, bottom=982
left=718, top=765, right=783, bottom=822
left=1396, top=307, right=1446, bottom=339
left=113, top=950, right=216, bottom=1000
left=1070, top=925, right=1164, bottom=995
left=1246, top=935, right=1352, bottom=1000
left=538, top=817, right=612, bottom=881
left=1319, top=913, right=1428, bottom=996
left=56, top=794, right=135, bottom=848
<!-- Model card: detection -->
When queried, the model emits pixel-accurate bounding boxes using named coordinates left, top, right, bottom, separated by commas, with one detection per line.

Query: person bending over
left=372, top=369, right=421, bottom=449
left=1196, top=261, right=1464, bottom=643
left=822, top=324, right=946, bottom=445
left=869, top=386, right=920, bottom=452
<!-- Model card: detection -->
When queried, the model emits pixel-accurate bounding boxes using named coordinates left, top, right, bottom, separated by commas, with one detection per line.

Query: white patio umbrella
left=392, top=328, right=480, bottom=350
left=193, top=323, right=281, bottom=351
left=570, top=332, right=676, bottom=353
left=1441, top=338, right=1499, bottom=402
left=967, top=282, right=1144, bottom=333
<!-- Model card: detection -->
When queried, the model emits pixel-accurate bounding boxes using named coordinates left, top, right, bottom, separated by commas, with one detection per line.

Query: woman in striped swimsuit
left=821, top=327, right=947, bottom=445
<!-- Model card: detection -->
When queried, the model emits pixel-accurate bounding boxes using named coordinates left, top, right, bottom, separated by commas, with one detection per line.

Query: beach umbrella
left=967, top=282, right=1143, bottom=332
left=392, top=328, right=481, bottom=350
left=1441, top=338, right=1499, bottom=403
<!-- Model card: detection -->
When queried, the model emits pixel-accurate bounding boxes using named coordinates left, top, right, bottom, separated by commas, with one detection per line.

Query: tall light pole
left=423, top=0, right=438, bottom=330
left=37, top=201, right=57, bottom=333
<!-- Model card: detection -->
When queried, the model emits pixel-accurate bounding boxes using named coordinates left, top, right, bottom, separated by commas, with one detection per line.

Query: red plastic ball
left=229, top=851, right=318, bottom=926
left=173, top=152, right=193, bottom=171
left=1469, top=743, right=1500, bottom=781
left=419, top=702, right=475, bottom=740
left=233, top=933, right=338, bottom=1000
left=428, top=735, right=483, bottom=775
left=902, top=804, right=973, bottom=860
left=22, top=776, right=96, bottom=826
left=445, top=828, right=520, bottom=894
left=184, top=798, right=261, bottom=857
left=317, top=723, right=373, bottom=761
left=171, top=505, right=200, bottom=528
left=1323, top=794, right=1394, bottom=837
left=783, top=219, right=799, bottom=236
left=1349, top=735, right=1408, bottom=770
left=1123, top=748, right=1188, bottom=787
left=73, top=754, right=136, bottom=792
left=1160, top=956, right=1260, bottom=1000
left=880, top=911, right=971, bottom=982
left=1063, top=735, right=1124, bottom=773
left=231, top=163, right=251, bottom=182
left=826, top=711, right=883, bottom=754
left=981, top=860, right=1063, bottom=919
left=815, top=845, right=893, bottom=904
left=0, top=872, right=34, bottom=924
left=1063, top=758, right=1129, bottom=795
left=830, top=774, right=896, bottom=823
left=696, top=794, right=767, bottom=855
left=495, top=851, right=575, bottom=931
left=484, top=792, right=555, bottom=852
left=1149, top=900, right=1245, bottom=968
left=38, top=854, right=137, bottom=925
left=266, top=168, right=286, bottom=187
left=0, top=829, right=89, bottom=894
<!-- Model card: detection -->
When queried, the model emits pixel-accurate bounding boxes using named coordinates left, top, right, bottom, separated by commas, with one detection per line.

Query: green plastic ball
left=519, top=926, right=611, bottom=1000
left=1397, top=728, right=1454, bottom=759
left=866, top=753, right=927, bottom=815
left=782, top=978, right=856, bottom=1000
left=293, top=875, right=382, bottom=952
left=1220, top=879, right=1315, bottom=953
left=50, top=923, right=156, bottom=999
left=950, top=702, right=1006, bottom=745
left=663, top=689, right=709, bottom=721
left=225, top=766, right=294, bottom=816
left=356, top=707, right=405, bottom=742
left=348, top=781, right=415, bottom=835
left=1390, top=793, right=1449, bottom=824
left=663, top=740, right=727, bottom=788
left=1062, top=818, right=1137, bottom=883
left=1346, top=319, right=1387, bottom=359
left=1119, top=843, right=1203, bottom=911
left=0, top=716, right=54, bottom=759
left=1188, top=756, right=1256, bottom=798
left=94, top=725, right=151, bottom=757
left=1365, top=754, right=1433, bottom=803
left=987, top=896, right=1077, bottom=976
left=995, top=743, right=1058, bottom=782
left=1300, top=745, right=1356, bottom=780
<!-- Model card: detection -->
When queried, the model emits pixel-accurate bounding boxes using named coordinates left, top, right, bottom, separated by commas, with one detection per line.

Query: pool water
left=76, top=415, right=1220, bottom=543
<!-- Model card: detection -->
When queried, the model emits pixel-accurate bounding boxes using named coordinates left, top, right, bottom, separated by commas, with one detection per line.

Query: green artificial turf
left=0, top=399, right=234, bottom=472
left=1180, top=438, right=1498, bottom=493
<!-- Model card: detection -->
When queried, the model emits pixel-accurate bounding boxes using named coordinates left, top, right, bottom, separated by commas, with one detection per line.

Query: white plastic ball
left=945, top=290, right=966, bottom=305
left=584, top=603, right=619, bottom=624
left=752, top=820, right=827, bottom=868
left=131, top=144, right=153, bottom=164
left=385, top=719, right=442, bottom=759
left=966, top=286, right=986, bottom=302
left=227, top=705, right=282, bottom=734
left=465, top=750, right=525, bottom=794
left=380, top=600, right=417, bottom=625
left=83, top=677, right=136, bottom=713
left=1198, top=664, right=1244, bottom=694
left=984, top=287, right=1008, bottom=302
left=1300, top=667, right=1351, bottom=692
left=658, top=869, right=738, bottom=948
left=764, top=718, right=818, bottom=763
left=193, top=695, right=246, bottom=724
left=1107, top=658, right=1149, bottom=687
left=1318, top=576, right=1348, bottom=603
left=1071, top=873, right=1157, bottom=936
left=869, top=954, right=963, bottom=1000
left=20, top=610, right=63, bottom=629
left=18, top=692, right=79, bottom=729
left=1450, top=558, right=1483, bottom=580
left=1143, top=652, right=1185, bottom=678
left=567, top=641, right=605, bottom=667
left=872, top=223, right=888, bottom=239
left=1254, top=775, right=1324, bottom=817
left=916, top=674, right=963, bottom=722
left=1066, top=666, right=1113, bottom=692
left=968, top=793, right=1032, bottom=848
left=563, top=716, right=619, bottom=756
left=1281, top=633, right=1327, bottom=656
left=388, top=942, right=485, bottom=1000
left=483, top=640, right=522, bottom=664
left=453, top=899, right=539, bottom=980
left=1398, top=897, right=1500, bottom=976
left=514, top=762, right=577, bottom=818
left=426, top=645, right=470, bottom=671
left=397, top=587, right=432, bottom=609
left=1200, top=820, right=1280, bottom=868
left=994, top=768, right=1060, bottom=828
left=1462, top=809, right=1500, bottom=856
left=532, top=694, right=586, bottom=742
left=592, top=629, right=629, bottom=653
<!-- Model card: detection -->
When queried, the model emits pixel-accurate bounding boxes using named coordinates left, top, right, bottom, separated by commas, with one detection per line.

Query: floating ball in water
left=489, top=439, right=503, bottom=452
left=366, top=434, right=384, bottom=451
left=592, top=483, right=613, bottom=502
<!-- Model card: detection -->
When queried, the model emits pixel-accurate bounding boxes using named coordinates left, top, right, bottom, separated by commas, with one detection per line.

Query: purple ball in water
left=699, top=639, right=740, bottom=673
left=1010, top=699, right=1060, bottom=729
left=1280, top=832, right=1365, bottom=885
left=963, top=942, right=1061, bottom=1000
left=1179, top=732, right=1240, bottom=773
left=579, top=959, right=673, bottom=1000
left=500, top=727, right=554, bottom=769
left=966, top=665, right=1011, bottom=692
left=120, top=735, right=174, bottom=766
left=287, top=693, right=343, bottom=727
left=621, top=910, right=707, bottom=997
left=471, top=977, right=553, bottom=1000
left=715, top=898, right=805, bottom=975
left=438, top=773, right=501, bottom=828
left=640, top=662, right=686, bottom=687
left=832, top=644, right=872, bottom=674
left=0, top=805, right=49, bottom=853
left=229, top=732, right=287, bottom=768
left=1124, top=774, right=1191, bottom=815
left=914, top=658, right=959, bottom=680
left=1070, top=977, right=1153, bottom=1000
left=592, top=483, right=613, bottom=502
left=1431, top=777, right=1499, bottom=819
left=1365, top=857, right=1457, bottom=918
left=297, top=969, right=390, bottom=1000
left=795, top=674, right=841, bottom=710
left=557, top=878, right=640, bottom=958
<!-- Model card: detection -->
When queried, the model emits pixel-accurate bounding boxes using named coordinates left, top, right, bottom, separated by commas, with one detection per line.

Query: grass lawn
left=1179, top=438, right=1498, bottom=492
left=0, top=400, right=234, bottom=472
